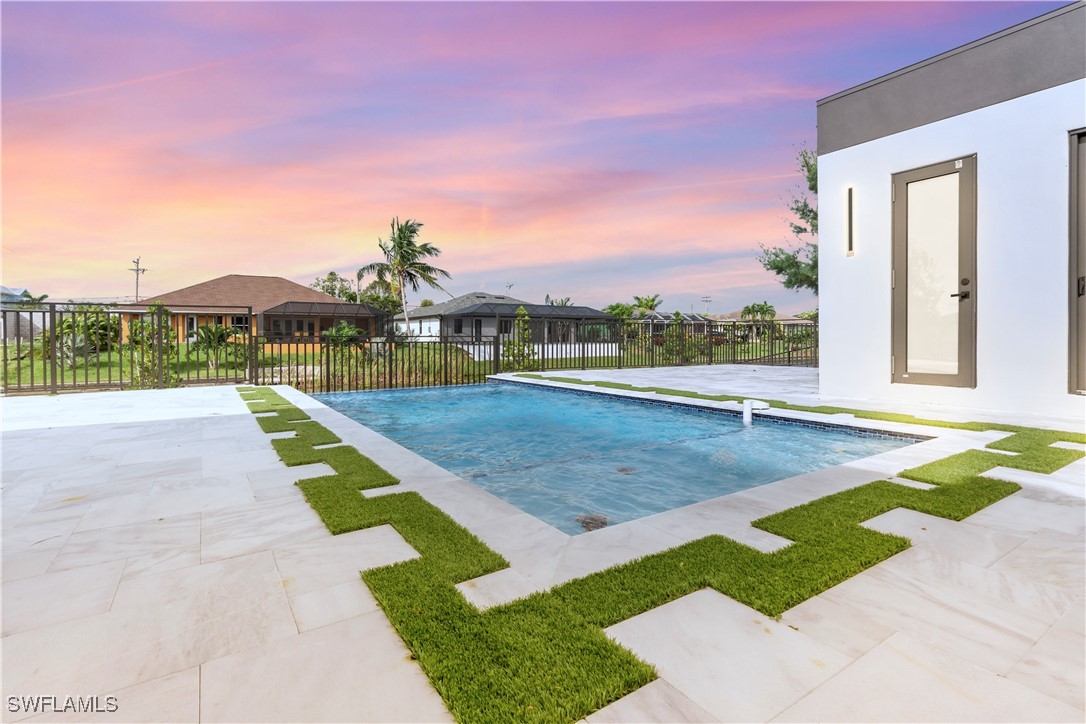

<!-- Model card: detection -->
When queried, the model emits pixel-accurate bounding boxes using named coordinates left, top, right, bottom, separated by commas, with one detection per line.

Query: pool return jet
left=742, top=399, right=770, bottom=426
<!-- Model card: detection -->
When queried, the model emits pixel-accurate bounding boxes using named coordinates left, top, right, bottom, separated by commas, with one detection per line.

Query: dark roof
left=395, top=291, right=529, bottom=320
left=633, top=311, right=712, bottom=323
left=445, top=302, right=613, bottom=320
left=816, top=2, right=1083, bottom=154
left=264, top=301, right=388, bottom=317
left=136, top=274, right=351, bottom=314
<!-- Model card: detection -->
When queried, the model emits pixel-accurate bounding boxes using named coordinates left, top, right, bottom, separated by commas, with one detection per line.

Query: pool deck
left=2, top=370, right=1084, bottom=722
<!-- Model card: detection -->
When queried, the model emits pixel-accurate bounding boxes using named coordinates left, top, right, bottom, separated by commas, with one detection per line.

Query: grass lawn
left=3, top=344, right=250, bottom=389
left=239, top=385, right=1083, bottom=722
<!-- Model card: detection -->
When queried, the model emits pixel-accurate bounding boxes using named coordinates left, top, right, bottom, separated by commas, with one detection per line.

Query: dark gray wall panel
left=818, top=3, right=1085, bottom=155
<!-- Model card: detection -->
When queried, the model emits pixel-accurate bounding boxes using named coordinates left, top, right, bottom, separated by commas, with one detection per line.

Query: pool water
left=316, top=384, right=913, bottom=535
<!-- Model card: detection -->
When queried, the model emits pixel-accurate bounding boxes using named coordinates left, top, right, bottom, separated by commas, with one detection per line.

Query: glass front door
left=892, top=156, right=976, bottom=387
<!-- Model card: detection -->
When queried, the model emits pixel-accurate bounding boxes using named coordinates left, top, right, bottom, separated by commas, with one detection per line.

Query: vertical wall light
left=847, top=187, right=855, bottom=256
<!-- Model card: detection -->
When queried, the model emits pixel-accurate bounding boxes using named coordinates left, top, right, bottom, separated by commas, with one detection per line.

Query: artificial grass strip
left=239, top=385, right=1083, bottom=723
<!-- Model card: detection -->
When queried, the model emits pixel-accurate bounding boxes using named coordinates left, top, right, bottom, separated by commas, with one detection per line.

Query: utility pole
left=129, top=257, right=148, bottom=301
left=701, top=296, right=712, bottom=315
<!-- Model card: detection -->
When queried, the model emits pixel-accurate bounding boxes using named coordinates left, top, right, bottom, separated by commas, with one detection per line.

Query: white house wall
left=819, top=79, right=1086, bottom=424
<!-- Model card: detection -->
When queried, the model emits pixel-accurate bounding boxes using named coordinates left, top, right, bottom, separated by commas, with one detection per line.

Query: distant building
left=120, top=274, right=389, bottom=341
left=0, top=285, right=41, bottom=340
left=394, top=291, right=614, bottom=342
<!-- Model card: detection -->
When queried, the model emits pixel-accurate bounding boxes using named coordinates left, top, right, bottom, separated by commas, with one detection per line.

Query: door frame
left=891, top=155, right=977, bottom=388
left=1070, top=128, right=1086, bottom=394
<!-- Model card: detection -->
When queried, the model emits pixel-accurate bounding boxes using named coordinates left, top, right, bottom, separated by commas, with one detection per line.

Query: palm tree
left=545, top=294, right=572, bottom=306
left=358, top=217, right=451, bottom=335
left=633, top=294, right=662, bottom=311
left=740, top=301, right=776, bottom=338
left=16, top=291, right=49, bottom=309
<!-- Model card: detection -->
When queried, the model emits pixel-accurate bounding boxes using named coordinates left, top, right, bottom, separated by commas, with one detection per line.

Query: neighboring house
left=395, top=292, right=614, bottom=342
left=121, top=274, right=389, bottom=341
left=0, top=286, right=30, bottom=304
left=0, top=285, right=41, bottom=341
left=818, top=3, right=1085, bottom=422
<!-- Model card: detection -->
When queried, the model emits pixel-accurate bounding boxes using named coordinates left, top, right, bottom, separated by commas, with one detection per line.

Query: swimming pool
left=316, top=383, right=915, bottom=535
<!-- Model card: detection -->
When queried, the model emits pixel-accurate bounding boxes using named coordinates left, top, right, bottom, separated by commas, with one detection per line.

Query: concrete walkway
left=2, top=376, right=1083, bottom=722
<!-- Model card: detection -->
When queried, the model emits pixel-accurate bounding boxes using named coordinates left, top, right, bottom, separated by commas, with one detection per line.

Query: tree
left=759, top=147, right=818, bottom=294
left=15, top=291, right=48, bottom=309
left=545, top=294, right=572, bottom=306
left=741, top=301, right=777, bottom=339
left=358, top=217, right=451, bottom=335
left=500, top=306, right=537, bottom=372
left=310, top=272, right=357, bottom=302
left=322, top=320, right=367, bottom=347
left=419, top=299, right=435, bottom=308
left=603, top=302, right=634, bottom=320
left=633, top=294, right=662, bottom=311
left=190, top=323, right=239, bottom=370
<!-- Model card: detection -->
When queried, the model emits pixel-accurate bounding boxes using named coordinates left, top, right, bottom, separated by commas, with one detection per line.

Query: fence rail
left=2, top=305, right=816, bottom=395
left=1, top=302, right=253, bottom=394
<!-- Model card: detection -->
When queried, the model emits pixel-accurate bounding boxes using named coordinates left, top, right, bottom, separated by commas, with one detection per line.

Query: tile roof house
left=123, top=274, right=389, bottom=340
left=394, top=291, right=613, bottom=342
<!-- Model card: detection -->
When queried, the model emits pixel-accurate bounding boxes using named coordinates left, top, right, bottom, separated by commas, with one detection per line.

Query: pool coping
left=283, top=382, right=1016, bottom=611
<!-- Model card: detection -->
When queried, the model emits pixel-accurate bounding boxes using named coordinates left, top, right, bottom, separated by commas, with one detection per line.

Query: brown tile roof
left=138, top=274, right=345, bottom=314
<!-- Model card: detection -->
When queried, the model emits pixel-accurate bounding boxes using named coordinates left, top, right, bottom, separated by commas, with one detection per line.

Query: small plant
left=322, top=320, right=368, bottom=348
left=189, top=323, right=241, bottom=370
left=500, top=306, right=537, bottom=372
left=57, top=333, right=97, bottom=371
left=123, top=302, right=180, bottom=388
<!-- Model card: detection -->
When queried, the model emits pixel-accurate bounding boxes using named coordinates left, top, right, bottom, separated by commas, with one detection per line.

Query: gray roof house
left=0, top=285, right=42, bottom=341
left=395, top=291, right=614, bottom=342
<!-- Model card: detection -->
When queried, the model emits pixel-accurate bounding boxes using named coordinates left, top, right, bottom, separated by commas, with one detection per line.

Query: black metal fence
left=1, top=302, right=253, bottom=394
left=2, top=306, right=816, bottom=395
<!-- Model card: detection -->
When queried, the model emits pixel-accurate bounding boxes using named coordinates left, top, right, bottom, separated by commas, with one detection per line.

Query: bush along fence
left=2, top=304, right=816, bottom=395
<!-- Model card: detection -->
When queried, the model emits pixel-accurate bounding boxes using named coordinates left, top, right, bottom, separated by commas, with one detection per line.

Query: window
left=271, top=319, right=282, bottom=335
left=454, top=319, right=463, bottom=334
left=214, top=315, right=224, bottom=326
left=230, top=315, right=250, bottom=333
left=499, top=320, right=513, bottom=335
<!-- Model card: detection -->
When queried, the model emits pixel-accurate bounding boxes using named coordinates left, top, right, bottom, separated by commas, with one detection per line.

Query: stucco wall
left=818, top=80, right=1086, bottom=424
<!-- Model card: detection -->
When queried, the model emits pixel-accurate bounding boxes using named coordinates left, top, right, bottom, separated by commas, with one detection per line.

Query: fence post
left=492, top=335, right=500, bottom=375
left=616, top=321, right=623, bottom=369
left=580, top=319, right=586, bottom=370
left=48, top=304, right=58, bottom=394
left=442, top=333, right=450, bottom=386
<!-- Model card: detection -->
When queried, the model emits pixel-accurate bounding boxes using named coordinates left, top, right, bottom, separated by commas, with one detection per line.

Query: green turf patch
left=240, top=385, right=1082, bottom=722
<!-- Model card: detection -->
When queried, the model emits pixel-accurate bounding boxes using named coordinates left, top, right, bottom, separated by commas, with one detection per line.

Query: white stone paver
left=585, top=680, right=717, bottom=723
left=456, top=567, right=543, bottom=611
left=2, top=370, right=1083, bottom=722
left=605, top=588, right=854, bottom=722
left=773, top=631, right=1083, bottom=722
left=198, top=612, right=453, bottom=723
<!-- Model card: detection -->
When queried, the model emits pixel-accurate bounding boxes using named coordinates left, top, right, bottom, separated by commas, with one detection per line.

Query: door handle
left=950, top=291, right=970, bottom=300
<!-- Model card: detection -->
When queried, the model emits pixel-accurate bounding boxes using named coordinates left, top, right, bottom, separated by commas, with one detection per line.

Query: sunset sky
left=1, top=1, right=1061, bottom=315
